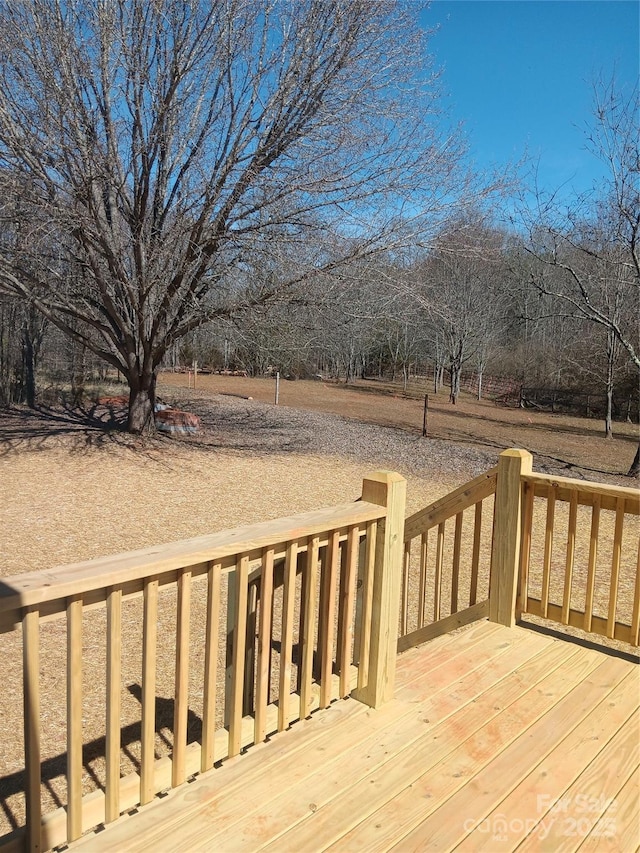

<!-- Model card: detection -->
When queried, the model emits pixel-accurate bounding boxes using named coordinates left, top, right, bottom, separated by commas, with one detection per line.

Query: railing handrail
left=0, top=499, right=386, bottom=617
left=404, top=466, right=498, bottom=541
left=522, top=471, right=640, bottom=512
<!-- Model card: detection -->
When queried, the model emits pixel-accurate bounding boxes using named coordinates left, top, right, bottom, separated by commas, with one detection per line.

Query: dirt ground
left=0, top=375, right=637, bottom=837
left=159, top=372, right=639, bottom=480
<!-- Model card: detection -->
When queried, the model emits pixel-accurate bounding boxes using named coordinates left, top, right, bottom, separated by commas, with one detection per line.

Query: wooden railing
left=487, top=449, right=640, bottom=649
left=401, top=447, right=639, bottom=653
left=399, top=467, right=498, bottom=652
left=1, top=449, right=636, bottom=852
left=519, top=470, right=640, bottom=646
left=0, top=471, right=405, bottom=853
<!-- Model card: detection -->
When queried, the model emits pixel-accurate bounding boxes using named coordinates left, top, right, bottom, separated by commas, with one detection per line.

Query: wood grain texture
left=434, top=521, right=444, bottom=622
left=518, top=480, right=534, bottom=616
left=22, top=607, right=41, bottom=853
left=607, top=498, right=625, bottom=638
left=489, top=449, right=533, bottom=628
left=541, top=486, right=556, bottom=618
left=105, top=586, right=122, bottom=823
left=451, top=512, right=463, bottom=613
left=66, top=594, right=83, bottom=843
left=171, top=568, right=192, bottom=788
left=470, top=501, right=483, bottom=607
left=54, top=623, right=640, bottom=853
left=524, top=473, right=640, bottom=514
left=583, top=497, right=601, bottom=633
left=202, top=562, right=221, bottom=771
left=353, top=471, right=406, bottom=709
left=356, top=521, right=376, bottom=692
left=562, top=491, right=578, bottom=624
left=0, top=501, right=387, bottom=619
left=277, top=542, right=298, bottom=732
left=339, top=526, right=359, bottom=698
left=255, top=549, right=274, bottom=741
left=140, top=578, right=158, bottom=805
left=319, top=531, right=340, bottom=709
left=299, top=538, right=319, bottom=720
left=228, top=556, right=249, bottom=757
left=404, top=467, right=497, bottom=541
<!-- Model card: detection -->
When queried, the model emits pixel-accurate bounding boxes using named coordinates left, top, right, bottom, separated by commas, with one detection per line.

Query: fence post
left=489, top=448, right=533, bottom=628
left=353, top=470, right=406, bottom=709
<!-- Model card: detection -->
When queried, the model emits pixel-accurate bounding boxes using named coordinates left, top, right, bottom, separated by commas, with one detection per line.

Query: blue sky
left=422, top=1, right=639, bottom=199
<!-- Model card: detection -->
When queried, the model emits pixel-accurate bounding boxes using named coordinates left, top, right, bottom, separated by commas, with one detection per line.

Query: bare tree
left=415, top=219, right=507, bottom=404
left=523, top=78, right=640, bottom=474
left=0, top=0, right=470, bottom=432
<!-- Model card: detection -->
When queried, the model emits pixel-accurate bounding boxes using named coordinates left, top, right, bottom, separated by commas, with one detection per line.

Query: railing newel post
left=353, top=470, right=406, bottom=709
left=489, top=448, right=533, bottom=628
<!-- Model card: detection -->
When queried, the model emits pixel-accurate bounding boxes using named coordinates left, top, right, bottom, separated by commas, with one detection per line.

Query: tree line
left=0, top=2, right=637, bottom=473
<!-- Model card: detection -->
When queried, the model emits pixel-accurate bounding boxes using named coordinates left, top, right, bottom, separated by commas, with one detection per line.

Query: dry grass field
left=0, top=375, right=637, bottom=839
left=160, top=372, right=639, bottom=479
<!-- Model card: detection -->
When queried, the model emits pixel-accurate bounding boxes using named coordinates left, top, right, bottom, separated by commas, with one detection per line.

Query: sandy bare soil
left=160, top=372, right=640, bottom=480
left=0, top=377, right=637, bottom=837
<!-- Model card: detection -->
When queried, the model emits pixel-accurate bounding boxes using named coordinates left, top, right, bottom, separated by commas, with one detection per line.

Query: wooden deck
left=71, top=620, right=639, bottom=852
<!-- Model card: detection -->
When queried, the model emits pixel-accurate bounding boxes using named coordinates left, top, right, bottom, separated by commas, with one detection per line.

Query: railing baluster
left=320, top=530, right=340, bottom=709
left=631, top=535, right=640, bottom=647
left=255, top=548, right=274, bottom=742
left=172, top=567, right=192, bottom=787
left=541, top=487, right=556, bottom=617
left=23, top=606, right=41, bottom=853
left=434, top=522, right=444, bottom=622
left=607, top=498, right=625, bottom=638
left=105, top=585, right=122, bottom=824
left=561, top=492, right=578, bottom=624
left=401, top=540, right=410, bottom=635
left=451, top=512, right=463, bottom=614
left=298, top=551, right=309, bottom=697
left=202, top=562, right=221, bottom=772
left=314, top=545, right=328, bottom=683
left=140, top=578, right=158, bottom=805
left=583, top=497, right=600, bottom=633
left=300, top=538, right=319, bottom=720
left=469, top=501, right=482, bottom=606
left=339, top=526, right=359, bottom=697
left=518, top=482, right=535, bottom=617
left=335, top=543, right=348, bottom=679
left=244, top=581, right=258, bottom=717
left=278, top=542, right=298, bottom=732
left=357, top=521, right=376, bottom=692
left=418, top=531, right=428, bottom=628
left=228, top=555, right=249, bottom=757
left=66, top=594, right=83, bottom=842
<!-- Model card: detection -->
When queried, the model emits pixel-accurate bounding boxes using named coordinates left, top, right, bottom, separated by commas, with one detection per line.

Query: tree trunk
left=604, top=330, right=615, bottom=438
left=71, top=341, right=86, bottom=406
left=449, top=363, right=461, bottom=404
left=628, top=444, right=640, bottom=477
left=605, top=387, right=613, bottom=438
left=22, top=330, right=36, bottom=408
left=18, top=320, right=37, bottom=408
left=127, top=370, right=157, bottom=434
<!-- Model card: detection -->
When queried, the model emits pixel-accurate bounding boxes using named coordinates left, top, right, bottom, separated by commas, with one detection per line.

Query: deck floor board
left=70, top=622, right=639, bottom=853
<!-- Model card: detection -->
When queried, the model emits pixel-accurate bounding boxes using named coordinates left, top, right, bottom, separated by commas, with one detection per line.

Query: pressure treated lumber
left=489, top=449, right=533, bottom=628
left=353, top=470, right=406, bottom=709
